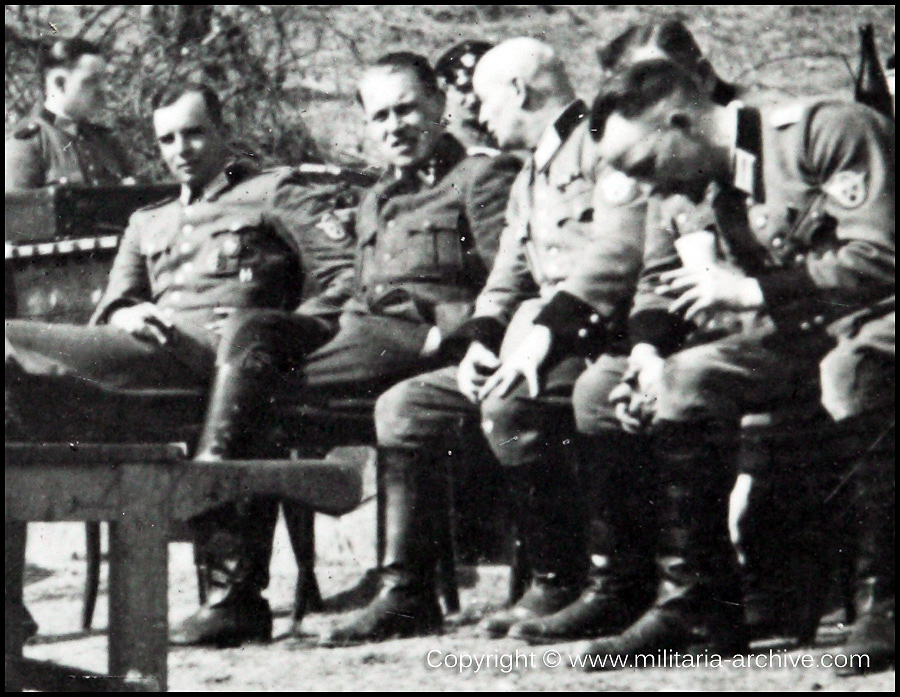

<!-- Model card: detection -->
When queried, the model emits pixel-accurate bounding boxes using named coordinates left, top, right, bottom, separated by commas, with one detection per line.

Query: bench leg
left=5, top=521, right=27, bottom=692
left=83, top=522, right=102, bottom=631
left=108, top=466, right=168, bottom=693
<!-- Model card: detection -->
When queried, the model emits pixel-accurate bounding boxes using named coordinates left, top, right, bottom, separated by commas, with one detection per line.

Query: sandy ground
left=22, top=511, right=895, bottom=692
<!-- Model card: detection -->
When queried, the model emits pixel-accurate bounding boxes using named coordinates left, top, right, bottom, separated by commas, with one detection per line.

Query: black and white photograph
left=5, top=5, right=895, bottom=691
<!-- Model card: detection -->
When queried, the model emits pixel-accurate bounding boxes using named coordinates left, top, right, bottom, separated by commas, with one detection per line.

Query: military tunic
left=270, top=133, right=520, bottom=395
left=626, top=101, right=895, bottom=425
left=5, top=160, right=361, bottom=440
left=5, top=106, right=132, bottom=190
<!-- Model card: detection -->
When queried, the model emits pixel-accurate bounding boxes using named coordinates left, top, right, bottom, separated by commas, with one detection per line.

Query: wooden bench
left=5, top=442, right=371, bottom=692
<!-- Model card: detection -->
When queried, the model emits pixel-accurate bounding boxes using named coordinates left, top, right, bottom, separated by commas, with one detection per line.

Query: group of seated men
left=5, top=19, right=894, bottom=676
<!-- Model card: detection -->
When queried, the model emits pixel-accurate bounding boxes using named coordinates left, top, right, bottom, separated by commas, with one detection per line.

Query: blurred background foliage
left=5, top=5, right=895, bottom=180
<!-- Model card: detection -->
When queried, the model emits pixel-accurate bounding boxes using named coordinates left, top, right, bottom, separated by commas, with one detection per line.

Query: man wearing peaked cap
left=434, top=39, right=498, bottom=151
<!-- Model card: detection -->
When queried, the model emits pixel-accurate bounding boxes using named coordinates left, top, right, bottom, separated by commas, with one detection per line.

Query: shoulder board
left=466, top=145, right=502, bottom=158
left=768, top=102, right=807, bottom=130
left=292, top=162, right=376, bottom=187
left=13, top=122, right=41, bottom=140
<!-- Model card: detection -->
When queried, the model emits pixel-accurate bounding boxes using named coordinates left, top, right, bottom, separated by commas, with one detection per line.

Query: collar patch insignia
left=822, top=170, right=867, bottom=209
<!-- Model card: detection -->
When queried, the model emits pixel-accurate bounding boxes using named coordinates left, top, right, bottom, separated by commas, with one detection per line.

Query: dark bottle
left=854, top=24, right=893, bottom=118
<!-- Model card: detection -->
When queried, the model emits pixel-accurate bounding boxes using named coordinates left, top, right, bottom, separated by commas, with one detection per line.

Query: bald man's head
left=472, top=38, right=576, bottom=150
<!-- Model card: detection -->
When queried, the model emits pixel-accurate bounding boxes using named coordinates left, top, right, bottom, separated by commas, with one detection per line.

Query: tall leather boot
left=193, top=361, right=273, bottom=462
left=170, top=502, right=275, bottom=647
left=510, top=433, right=657, bottom=643
left=318, top=448, right=444, bottom=646
left=836, top=418, right=895, bottom=676
left=478, top=455, right=587, bottom=638
left=576, top=421, right=746, bottom=670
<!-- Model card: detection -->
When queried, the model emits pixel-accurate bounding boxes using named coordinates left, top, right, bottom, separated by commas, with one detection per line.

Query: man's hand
left=657, top=265, right=764, bottom=322
left=108, top=302, right=173, bottom=346
left=420, top=325, right=443, bottom=358
left=477, top=325, right=552, bottom=401
left=458, top=341, right=501, bottom=403
left=610, top=343, right=665, bottom=434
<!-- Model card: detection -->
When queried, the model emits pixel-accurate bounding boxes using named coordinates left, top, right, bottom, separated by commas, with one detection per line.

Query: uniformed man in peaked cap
left=169, top=53, right=520, bottom=645
left=434, top=39, right=497, bottom=151
left=5, top=37, right=132, bottom=190
left=579, top=59, right=894, bottom=674
left=6, top=81, right=367, bottom=644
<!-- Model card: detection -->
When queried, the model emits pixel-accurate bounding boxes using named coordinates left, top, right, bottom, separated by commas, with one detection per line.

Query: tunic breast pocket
left=410, top=212, right=465, bottom=273
left=202, top=217, right=266, bottom=277
left=423, top=213, right=468, bottom=271
left=554, top=179, right=595, bottom=230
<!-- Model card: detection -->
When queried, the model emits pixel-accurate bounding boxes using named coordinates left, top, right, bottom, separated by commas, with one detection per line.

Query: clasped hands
left=611, top=262, right=765, bottom=432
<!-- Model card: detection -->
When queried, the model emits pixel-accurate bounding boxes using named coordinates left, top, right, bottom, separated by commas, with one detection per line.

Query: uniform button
left=548, top=246, right=559, bottom=256
left=170, top=291, right=183, bottom=303
left=375, top=284, right=385, bottom=294
left=183, top=262, right=194, bottom=272
left=387, top=220, right=396, bottom=229
left=800, top=321, right=812, bottom=331
left=173, top=272, right=185, bottom=284
left=676, top=213, right=688, bottom=226
left=753, top=212, right=768, bottom=229
left=182, top=224, right=195, bottom=234
left=589, top=314, right=600, bottom=325
left=383, top=252, right=392, bottom=261
left=794, top=253, right=806, bottom=265
left=58, top=177, right=69, bottom=185
left=771, top=236, right=785, bottom=249
left=813, top=315, right=826, bottom=326
left=577, top=328, right=589, bottom=339
left=180, top=242, right=193, bottom=254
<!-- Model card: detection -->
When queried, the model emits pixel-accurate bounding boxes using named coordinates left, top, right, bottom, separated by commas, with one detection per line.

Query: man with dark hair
left=169, top=53, right=520, bottom=645
left=574, top=59, right=894, bottom=673
left=5, top=37, right=132, bottom=190
left=6, top=82, right=366, bottom=643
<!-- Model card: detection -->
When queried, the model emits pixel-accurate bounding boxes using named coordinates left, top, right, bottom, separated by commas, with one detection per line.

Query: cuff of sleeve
left=628, top=309, right=691, bottom=356
left=89, top=297, right=141, bottom=326
left=756, top=267, right=818, bottom=308
left=533, top=291, right=607, bottom=342
left=443, top=316, right=506, bottom=356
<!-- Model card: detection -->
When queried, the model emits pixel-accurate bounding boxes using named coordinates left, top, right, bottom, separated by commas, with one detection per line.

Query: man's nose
left=384, top=111, right=403, bottom=134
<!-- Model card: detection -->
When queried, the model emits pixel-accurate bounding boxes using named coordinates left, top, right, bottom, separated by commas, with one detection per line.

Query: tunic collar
left=533, top=99, right=587, bottom=172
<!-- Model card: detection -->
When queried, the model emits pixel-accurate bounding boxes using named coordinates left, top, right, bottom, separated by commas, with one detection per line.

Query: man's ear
left=511, top=76, right=529, bottom=109
left=50, top=71, right=67, bottom=94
